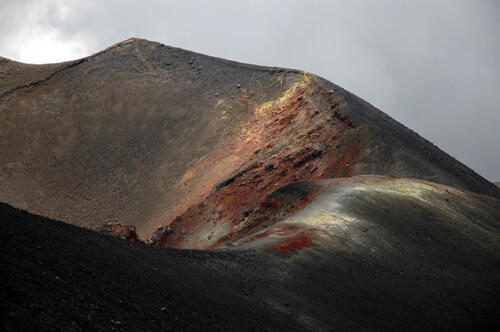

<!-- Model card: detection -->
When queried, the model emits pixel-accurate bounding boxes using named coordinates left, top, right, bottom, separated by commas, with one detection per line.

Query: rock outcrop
left=94, top=220, right=140, bottom=242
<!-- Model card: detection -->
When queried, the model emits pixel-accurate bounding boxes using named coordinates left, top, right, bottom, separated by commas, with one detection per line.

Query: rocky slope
left=1, top=38, right=498, bottom=241
left=152, top=175, right=500, bottom=250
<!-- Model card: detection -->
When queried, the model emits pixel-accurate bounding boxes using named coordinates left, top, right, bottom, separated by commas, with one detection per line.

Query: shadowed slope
left=1, top=38, right=498, bottom=239
left=2, top=176, right=500, bottom=330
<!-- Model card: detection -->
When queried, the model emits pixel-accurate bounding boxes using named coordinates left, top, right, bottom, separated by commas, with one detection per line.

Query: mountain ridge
left=1, top=38, right=498, bottom=241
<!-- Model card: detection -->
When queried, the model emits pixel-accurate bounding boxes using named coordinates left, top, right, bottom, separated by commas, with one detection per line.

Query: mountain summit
left=0, top=38, right=498, bottom=243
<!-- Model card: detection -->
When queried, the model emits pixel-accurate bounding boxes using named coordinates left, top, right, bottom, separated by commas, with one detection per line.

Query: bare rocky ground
left=1, top=38, right=498, bottom=240
left=2, top=175, right=500, bottom=331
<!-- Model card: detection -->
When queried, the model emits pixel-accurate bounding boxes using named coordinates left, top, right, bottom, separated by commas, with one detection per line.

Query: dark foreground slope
left=1, top=38, right=499, bottom=239
left=2, top=175, right=500, bottom=331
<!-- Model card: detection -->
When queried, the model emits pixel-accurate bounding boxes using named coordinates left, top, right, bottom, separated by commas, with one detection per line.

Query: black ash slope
left=1, top=201, right=500, bottom=331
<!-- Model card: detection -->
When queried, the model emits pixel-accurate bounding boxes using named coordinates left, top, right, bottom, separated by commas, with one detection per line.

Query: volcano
left=1, top=38, right=498, bottom=241
left=1, top=38, right=499, bottom=331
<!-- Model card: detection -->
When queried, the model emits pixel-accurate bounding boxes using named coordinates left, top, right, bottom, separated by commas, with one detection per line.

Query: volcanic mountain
left=1, top=38, right=500, bottom=330
left=1, top=38, right=498, bottom=247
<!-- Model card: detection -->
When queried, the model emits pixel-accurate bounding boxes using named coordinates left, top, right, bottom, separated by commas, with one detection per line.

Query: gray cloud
left=1, top=0, right=498, bottom=180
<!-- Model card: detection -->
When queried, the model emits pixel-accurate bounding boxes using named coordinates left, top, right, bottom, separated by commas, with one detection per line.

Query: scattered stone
left=265, top=162, right=275, bottom=170
left=95, top=220, right=141, bottom=242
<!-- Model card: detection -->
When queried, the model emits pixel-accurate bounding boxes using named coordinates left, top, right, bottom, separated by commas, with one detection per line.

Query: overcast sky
left=1, top=0, right=499, bottom=181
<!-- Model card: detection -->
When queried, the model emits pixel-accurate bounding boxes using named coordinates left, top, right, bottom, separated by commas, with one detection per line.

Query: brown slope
left=1, top=38, right=498, bottom=240
left=0, top=38, right=305, bottom=237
